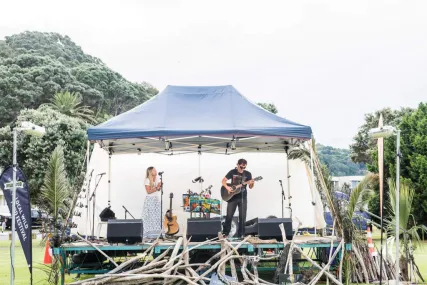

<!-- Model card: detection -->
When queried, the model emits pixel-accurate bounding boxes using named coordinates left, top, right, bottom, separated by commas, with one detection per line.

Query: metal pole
left=108, top=153, right=111, bottom=207
left=310, top=138, right=317, bottom=235
left=395, top=130, right=400, bottom=284
left=10, top=128, right=17, bottom=285
left=286, top=149, right=292, bottom=220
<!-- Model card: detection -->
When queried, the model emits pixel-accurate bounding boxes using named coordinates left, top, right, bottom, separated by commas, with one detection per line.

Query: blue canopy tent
left=85, top=86, right=323, bottom=230
left=88, top=85, right=312, bottom=155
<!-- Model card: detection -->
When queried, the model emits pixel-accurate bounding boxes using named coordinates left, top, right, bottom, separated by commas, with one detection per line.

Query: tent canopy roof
left=88, top=85, right=312, bottom=154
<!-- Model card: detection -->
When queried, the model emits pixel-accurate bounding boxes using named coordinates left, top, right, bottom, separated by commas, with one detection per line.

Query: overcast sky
left=1, top=1, right=426, bottom=148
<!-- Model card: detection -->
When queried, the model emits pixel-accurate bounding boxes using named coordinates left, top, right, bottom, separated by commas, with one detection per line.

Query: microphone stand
left=122, top=205, right=135, bottom=219
left=159, top=173, right=164, bottom=239
left=85, top=170, right=94, bottom=240
left=279, top=180, right=285, bottom=218
left=89, top=174, right=105, bottom=239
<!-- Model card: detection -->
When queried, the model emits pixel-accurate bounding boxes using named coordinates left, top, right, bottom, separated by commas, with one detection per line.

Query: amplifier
left=187, top=217, right=221, bottom=242
left=107, top=219, right=143, bottom=244
left=245, top=218, right=293, bottom=241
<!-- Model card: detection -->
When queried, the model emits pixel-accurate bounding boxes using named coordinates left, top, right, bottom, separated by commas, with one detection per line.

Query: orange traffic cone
left=366, top=226, right=377, bottom=257
left=43, top=235, right=52, bottom=264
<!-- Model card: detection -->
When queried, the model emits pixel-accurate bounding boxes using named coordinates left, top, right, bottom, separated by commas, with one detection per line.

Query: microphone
left=159, top=171, right=164, bottom=175
left=192, top=176, right=202, bottom=183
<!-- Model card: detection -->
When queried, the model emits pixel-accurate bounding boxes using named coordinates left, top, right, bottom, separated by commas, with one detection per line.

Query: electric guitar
left=220, top=176, right=263, bottom=202
left=163, top=193, right=179, bottom=235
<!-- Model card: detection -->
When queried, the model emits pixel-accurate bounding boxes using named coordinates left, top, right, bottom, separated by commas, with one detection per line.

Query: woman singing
left=142, top=166, right=163, bottom=239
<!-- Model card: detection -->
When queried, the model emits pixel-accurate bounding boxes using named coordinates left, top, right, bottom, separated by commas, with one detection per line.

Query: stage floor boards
left=55, top=235, right=342, bottom=253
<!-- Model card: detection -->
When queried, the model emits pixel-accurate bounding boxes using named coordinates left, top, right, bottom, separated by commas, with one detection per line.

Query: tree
left=0, top=31, right=158, bottom=126
left=383, top=102, right=427, bottom=225
left=257, top=102, right=278, bottom=114
left=46, top=91, right=95, bottom=123
left=0, top=105, right=87, bottom=202
left=387, top=179, right=427, bottom=281
left=350, top=107, right=412, bottom=164
left=316, top=144, right=366, bottom=176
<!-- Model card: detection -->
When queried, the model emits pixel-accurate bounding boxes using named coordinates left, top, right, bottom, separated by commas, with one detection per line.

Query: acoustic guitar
left=163, top=193, right=179, bottom=235
left=220, top=176, right=263, bottom=202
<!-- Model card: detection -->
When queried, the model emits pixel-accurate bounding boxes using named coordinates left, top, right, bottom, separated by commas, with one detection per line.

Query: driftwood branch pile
left=350, top=241, right=398, bottom=283
left=69, top=235, right=282, bottom=285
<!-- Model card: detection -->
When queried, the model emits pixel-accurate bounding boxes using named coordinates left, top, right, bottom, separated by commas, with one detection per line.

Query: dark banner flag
left=0, top=165, right=32, bottom=273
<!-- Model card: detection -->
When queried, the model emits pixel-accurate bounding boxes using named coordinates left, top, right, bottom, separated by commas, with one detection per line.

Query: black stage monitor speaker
left=245, top=218, right=293, bottom=241
left=187, top=217, right=221, bottom=242
left=99, top=206, right=116, bottom=222
left=107, top=219, right=143, bottom=244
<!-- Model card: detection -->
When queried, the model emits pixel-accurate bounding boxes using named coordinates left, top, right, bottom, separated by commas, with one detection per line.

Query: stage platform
left=53, top=235, right=351, bottom=285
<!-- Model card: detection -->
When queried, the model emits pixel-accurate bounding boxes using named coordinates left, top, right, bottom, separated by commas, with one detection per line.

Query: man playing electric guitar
left=221, top=158, right=255, bottom=238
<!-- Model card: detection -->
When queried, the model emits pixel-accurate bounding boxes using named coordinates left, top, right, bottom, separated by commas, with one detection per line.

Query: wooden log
left=195, top=237, right=250, bottom=282
left=91, top=260, right=169, bottom=285
left=229, top=249, right=238, bottom=280
left=338, top=228, right=344, bottom=284
left=182, top=225, right=191, bottom=277
left=110, top=240, right=159, bottom=274
left=101, top=273, right=199, bottom=285
left=143, top=244, right=157, bottom=267
left=294, top=245, right=343, bottom=285
left=219, top=240, right=227, bottom=277
left=353, top=243, right=370, bottom=283
left=308, top=240, right=343, bottom=285
left=75, top=234, right=118, bottom=267
left=163, top=237, right=183, bottom=269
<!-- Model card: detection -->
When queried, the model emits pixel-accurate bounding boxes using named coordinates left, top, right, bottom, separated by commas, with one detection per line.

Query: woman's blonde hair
left=146, top=166, right=155, bottom=188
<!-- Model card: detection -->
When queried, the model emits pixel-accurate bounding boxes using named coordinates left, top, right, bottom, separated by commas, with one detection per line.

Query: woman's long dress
left=142, top=177, right=163, bottom=239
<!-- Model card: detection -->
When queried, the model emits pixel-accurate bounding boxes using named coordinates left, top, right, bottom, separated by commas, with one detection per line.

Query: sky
left=1, top=0, right=426, bottom=148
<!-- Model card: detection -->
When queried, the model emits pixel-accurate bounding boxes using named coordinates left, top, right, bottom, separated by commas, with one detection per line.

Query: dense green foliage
left=383, top=103, right=427, bottom=224
left=257, top=101, right=365, bottom=176
left=257, top=102, right=278, bottom=114
left=0, top=106, right=87, bottom=202
left=45, top=91, right=95, bottom=123
left=316, top=144, right=366, bottom=176
left=0, top=31, right=158, bottom=126
left=0, top=31, right=159, bottom=201
left=352, top=105, right=427, bottom=226
left=350, top=107, right=412, bottom=164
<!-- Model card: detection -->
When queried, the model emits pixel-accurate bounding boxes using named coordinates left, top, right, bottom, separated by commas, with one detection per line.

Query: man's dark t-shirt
left=225, top=169, right=252, bottom=200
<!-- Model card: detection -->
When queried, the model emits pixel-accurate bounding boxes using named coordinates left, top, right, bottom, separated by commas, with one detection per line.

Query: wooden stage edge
left=54, top=235, right=352, bottom=254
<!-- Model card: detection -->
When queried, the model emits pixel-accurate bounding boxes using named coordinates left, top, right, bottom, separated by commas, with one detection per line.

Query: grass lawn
left=0, top=230, right=426, bottom=284
left=372, top=227, right=427, bottom=281
left=0, top=239, right=79, bottom=285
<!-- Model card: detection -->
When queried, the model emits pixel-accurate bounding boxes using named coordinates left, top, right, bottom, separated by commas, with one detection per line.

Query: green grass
left=0, top=239, right=78, bottom=285
left=0, top=239, right=48, bottom=285
left=372, top=227, right=427, bottom=281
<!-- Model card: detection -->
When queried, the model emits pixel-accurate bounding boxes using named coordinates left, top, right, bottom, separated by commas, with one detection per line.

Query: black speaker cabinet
left=107, top=219, right=143, bottom=244
left=245, top=218, right=293, bottom=241
left=187, top=217, right=221, bottom=241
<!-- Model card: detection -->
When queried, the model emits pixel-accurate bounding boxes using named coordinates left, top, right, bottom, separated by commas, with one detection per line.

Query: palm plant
left=387, top=179, right=427, bottom=281
left=38, top=146, right=73, bottom=284
left=46, top=91, right=95, bottom=123
left=289, top=141, right=380, bottom=283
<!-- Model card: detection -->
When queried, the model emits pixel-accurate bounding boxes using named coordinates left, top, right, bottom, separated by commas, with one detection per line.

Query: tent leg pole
left=310, top=137, right=317, bottom=235
left=285, top=147, right=292, bottom=220
left=108, top=153, right=111, bottom=207
left=85, top=141, right=91, bottom=240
